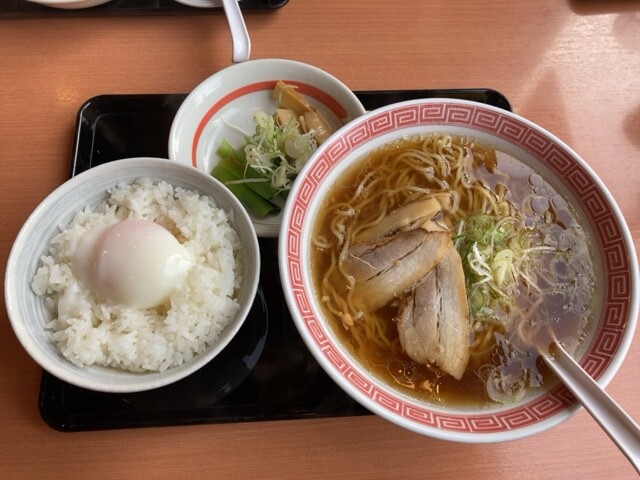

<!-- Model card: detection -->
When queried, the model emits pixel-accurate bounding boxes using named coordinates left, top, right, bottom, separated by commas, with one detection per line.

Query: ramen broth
left=310, top=134, right=596, bottom=408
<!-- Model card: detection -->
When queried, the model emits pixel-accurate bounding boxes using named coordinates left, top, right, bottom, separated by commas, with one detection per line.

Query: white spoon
left=542, top=341, right=640, bottom=473
left=221, top=0, right=251, bottom=63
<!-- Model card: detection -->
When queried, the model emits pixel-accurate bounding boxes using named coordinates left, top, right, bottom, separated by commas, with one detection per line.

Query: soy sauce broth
left=310, top=134, right=598, bottom=408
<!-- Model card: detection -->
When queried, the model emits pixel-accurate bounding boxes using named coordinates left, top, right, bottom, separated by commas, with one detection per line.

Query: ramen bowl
left=5, top=158, right=260, bottom=393
left=278, top=98, right=639, bottom=442
left=168, top=58, right=366, bottom=238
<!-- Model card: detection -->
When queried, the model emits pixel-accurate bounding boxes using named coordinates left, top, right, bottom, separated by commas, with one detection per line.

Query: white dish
left=168, top=58, right=366, bottom=237
left=25, top=0, right=111, bottom=9
left=173, top=0, right=229, bottom=7
left=5, top=158, right=260, bottom=393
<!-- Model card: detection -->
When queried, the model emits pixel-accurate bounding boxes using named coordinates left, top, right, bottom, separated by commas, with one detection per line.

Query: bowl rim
left=25, top=0, right=112, bottom=8
left=278, top=97, right=639, bottom=442
left=5, top=157, right=261, bottom=393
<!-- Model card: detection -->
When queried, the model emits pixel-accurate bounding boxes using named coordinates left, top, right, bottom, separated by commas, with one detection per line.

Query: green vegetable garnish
left=217, top=140, right=280, bottom=200
left=211, top=158, right=279, bottom=219
left=211, top=80, right=334, bottom=218
left=454, top=214, right=527, bottom=323
left=240, top=110, right=316, bottom=192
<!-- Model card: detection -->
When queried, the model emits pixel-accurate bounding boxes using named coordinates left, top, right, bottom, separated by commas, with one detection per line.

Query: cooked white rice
left=31, top=178, right=242, bottom=373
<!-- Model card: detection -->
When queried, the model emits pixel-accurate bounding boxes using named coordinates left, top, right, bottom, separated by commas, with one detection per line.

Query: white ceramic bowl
left=5, top=158, right=260, bottom=393
left=279, top=98, right=639, bottom=442
left=25, top=0, right=111, bottom=9
left=173, top=0, right=229, bottom=7
left=168, top=58, right=366, bottom=238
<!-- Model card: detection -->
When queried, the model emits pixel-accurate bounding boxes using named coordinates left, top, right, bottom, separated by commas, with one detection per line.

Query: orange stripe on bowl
left=191, top=80, right=349, bottom=167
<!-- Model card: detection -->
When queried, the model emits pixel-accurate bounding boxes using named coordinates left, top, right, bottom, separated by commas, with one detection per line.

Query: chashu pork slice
left=354, top=195, right=452, bottom=244
left=396, top=243, right=470, bottom=380
left=343, top=229, right=450, bottom=312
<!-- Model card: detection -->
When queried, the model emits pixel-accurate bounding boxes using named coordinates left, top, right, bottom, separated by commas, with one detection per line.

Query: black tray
left=0, top=0, right=287, bottom=18
left=38, top=88, right=512, bottom=432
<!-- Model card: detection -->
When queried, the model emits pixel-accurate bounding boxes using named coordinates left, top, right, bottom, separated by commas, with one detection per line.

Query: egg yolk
left=73, top=218, right=191, bottom=308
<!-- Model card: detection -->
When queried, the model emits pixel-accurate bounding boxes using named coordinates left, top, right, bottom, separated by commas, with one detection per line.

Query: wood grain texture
left=0, top=1, right=639, bottom=478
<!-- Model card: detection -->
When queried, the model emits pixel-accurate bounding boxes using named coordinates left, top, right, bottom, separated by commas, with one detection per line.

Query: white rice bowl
left=5, top=158, right=260, bottom=393
left=31, top=178, right=242, bottom=373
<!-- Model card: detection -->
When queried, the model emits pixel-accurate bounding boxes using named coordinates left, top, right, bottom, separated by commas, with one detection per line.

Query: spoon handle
left=544, top=342, right=640, bottom=474
left=222, top=0, right=251, bottom=63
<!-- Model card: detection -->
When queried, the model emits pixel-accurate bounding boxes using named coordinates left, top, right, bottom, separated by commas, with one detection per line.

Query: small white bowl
left=168, top=58, right=366, bottom=238
left=5, top=158, right=260, bottom=393
left=173, top=0, right=226, bottom=7
left=279, top=98, right=639, bottom=442
left=25, top=0, right=111, bottom=9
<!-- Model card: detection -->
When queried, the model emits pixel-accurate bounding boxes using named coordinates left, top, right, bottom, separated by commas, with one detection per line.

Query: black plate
left=39, top=88, right=512, bottom=432
left=0, top=0, right=287, bottom=18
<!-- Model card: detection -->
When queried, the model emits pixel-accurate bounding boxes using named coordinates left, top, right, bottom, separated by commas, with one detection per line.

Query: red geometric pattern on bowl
left=284, top=102, right=634, bottom=434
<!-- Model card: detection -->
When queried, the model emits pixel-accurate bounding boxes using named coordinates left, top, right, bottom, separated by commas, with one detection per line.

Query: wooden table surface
left=1, top=1, right=639, bottom=478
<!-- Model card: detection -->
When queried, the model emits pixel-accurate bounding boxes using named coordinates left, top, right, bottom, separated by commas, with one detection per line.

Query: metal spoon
left=542, top=340, right=640, bottom=473
left=222, top=0, right=251, bottom=63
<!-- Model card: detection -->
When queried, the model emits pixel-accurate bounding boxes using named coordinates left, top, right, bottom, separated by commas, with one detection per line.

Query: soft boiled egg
left=73, top=218, right=192, bottom=308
